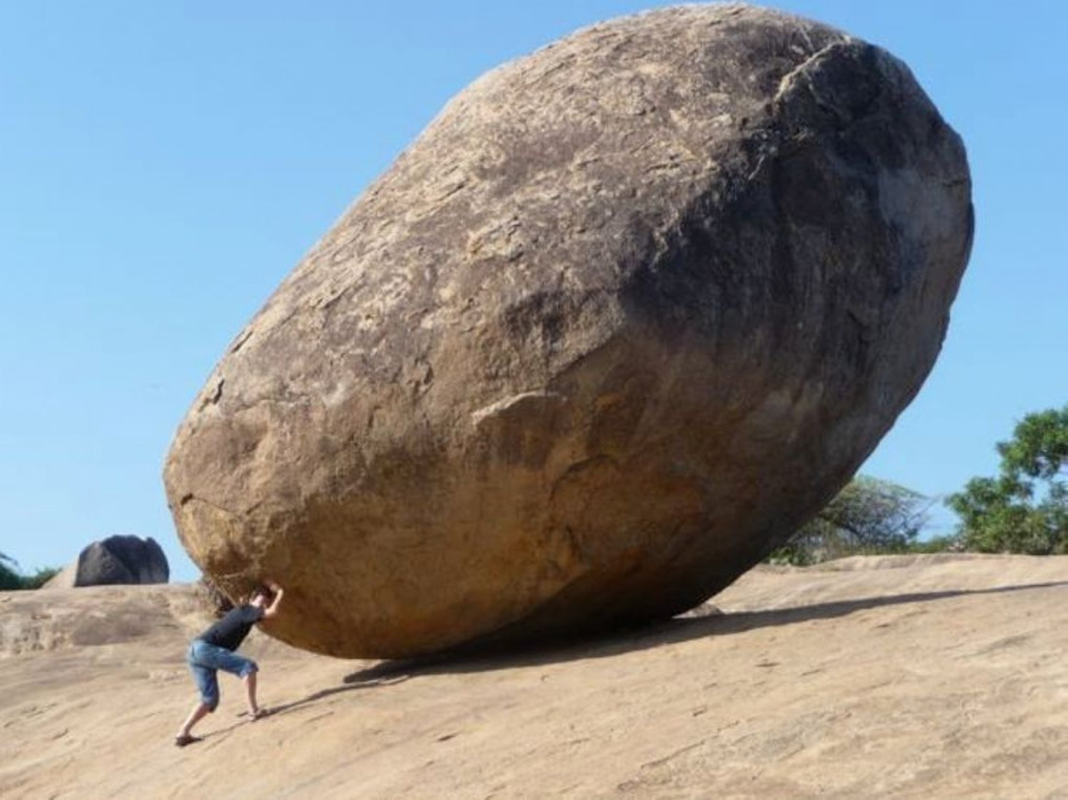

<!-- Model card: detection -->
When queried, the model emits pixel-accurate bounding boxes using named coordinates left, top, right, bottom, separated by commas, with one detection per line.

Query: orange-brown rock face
left=164, top=5, right=972, bottom=658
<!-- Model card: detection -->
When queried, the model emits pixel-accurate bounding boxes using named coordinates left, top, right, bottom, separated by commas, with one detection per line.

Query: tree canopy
left=947, top=405, right=1068, bottom=554
left=0, top=552, right=22, bottom=591
left=771, top=475, right=930, bottom=565
left=0, top=551, right=60, bottom=591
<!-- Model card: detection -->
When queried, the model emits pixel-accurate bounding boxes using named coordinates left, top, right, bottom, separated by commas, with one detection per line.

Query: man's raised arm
left=263, top=581, right=284, bottom=619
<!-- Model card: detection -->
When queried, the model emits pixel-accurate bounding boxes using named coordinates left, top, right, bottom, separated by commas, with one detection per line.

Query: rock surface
left=195, top=575, right=235, bottom=618
left=47, top=535, right=170, bottom=588
left=6, top=557, right=1068, bottom=798
left=164, top=5, right=972, bottom=657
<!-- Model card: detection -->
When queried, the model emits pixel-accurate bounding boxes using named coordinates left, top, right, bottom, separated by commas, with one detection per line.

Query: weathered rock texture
left=47, top=536, right=170, bottom=588
left=164, top=4, right=972, bottom=658
left=195, top=575, right=235, bottom=619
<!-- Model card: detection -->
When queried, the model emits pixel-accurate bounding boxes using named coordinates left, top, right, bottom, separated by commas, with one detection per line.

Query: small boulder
left=47, top=536, right=170, bottom=588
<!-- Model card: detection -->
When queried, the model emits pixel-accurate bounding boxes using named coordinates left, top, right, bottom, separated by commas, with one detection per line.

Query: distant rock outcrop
left=164, top=5, right=972, bottom=658
left=47, top=536, right=170, bottom=588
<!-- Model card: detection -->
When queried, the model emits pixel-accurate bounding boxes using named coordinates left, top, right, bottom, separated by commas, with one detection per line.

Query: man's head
left=249, top=585, right=274, bottom=608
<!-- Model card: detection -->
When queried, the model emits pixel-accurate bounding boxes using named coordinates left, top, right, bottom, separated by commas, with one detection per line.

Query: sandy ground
left=4, top=554, right=1068, bottom=798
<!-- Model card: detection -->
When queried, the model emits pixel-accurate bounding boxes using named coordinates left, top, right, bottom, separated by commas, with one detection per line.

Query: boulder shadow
left=257, top=674, right=411, bottom=720
left=254, top=580, right=1068, bottom=721
left=338, top=579, right=1068, bottom=684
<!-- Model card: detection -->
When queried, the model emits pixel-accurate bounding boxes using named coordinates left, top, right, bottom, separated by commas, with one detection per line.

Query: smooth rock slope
left=165, top=5, right=972, bottom=657
left=4, top=556, right=1068, bottom=798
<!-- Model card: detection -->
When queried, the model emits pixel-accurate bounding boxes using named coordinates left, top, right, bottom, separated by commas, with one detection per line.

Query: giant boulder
left=164, top=5, right=972, bottom=658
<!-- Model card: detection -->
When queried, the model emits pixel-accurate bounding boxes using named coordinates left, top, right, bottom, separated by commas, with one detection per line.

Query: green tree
left=948, top=406, right=1068, bottom=554
left=771, top=475, right=930, bottom=565
left=22, top=566, right=61, bottom=589
left=0, top=552, right=22, bottom=591
left=0, top=551, right=60, bottom=590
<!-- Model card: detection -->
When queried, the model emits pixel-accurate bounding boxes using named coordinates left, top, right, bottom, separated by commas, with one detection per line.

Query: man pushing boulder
left=174, top=580, right=284, bottom=747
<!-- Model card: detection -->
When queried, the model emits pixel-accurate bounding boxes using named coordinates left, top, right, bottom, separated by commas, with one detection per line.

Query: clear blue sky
left=2, top=1, right=1064, bottom=581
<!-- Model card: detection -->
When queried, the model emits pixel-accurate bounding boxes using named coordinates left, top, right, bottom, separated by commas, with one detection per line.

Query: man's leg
left=177, top=701, right=213, bottom=740
left=243, top=669, right=260, bottom=717
left=178, top=642, right=220, bottom=744
left=195, top=642, right=262, bottom=718
left=208, top=647, right=261, bottom=717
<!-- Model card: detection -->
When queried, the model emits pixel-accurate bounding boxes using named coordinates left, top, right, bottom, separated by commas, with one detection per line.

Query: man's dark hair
left=250, top=584, right=274, bottom=603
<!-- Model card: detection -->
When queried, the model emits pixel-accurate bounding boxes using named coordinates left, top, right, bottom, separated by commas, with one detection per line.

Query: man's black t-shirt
left=199, top=605, right=264, bottom=652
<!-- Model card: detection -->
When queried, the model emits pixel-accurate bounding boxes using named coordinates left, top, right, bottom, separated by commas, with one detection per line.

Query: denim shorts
left=187, top=639, right=258, bottom=710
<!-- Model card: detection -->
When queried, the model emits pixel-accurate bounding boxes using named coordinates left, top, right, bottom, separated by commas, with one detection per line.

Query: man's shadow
left=260, top=580, right=1068, bottom=720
